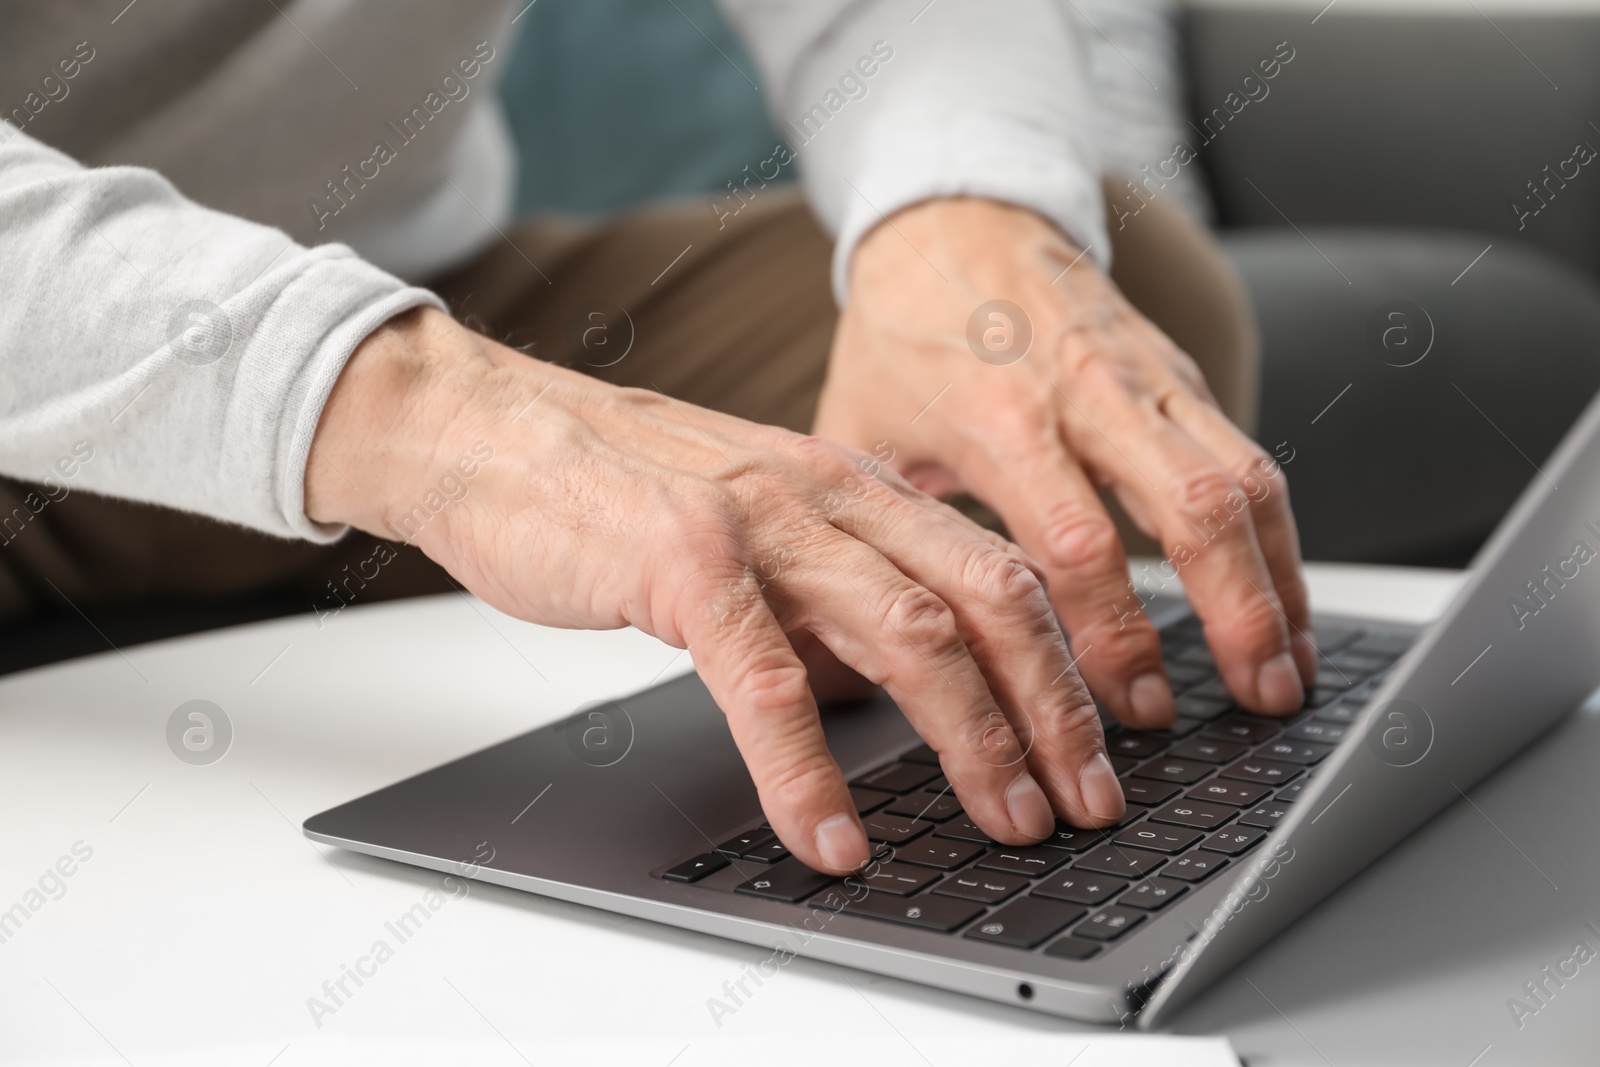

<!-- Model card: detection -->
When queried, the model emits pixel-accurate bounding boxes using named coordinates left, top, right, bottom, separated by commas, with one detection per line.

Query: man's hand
left=306, top=307, right=1126, bottom=875
left=817, top=198, right=1316, bottom=729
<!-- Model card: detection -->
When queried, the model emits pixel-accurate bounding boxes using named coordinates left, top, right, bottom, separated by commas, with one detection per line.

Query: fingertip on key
left=814, top=812, right=869, bottom=872
left=1256, top=650, right=1305, bottom=713
left=1128, top=671, right=1175, bottom=728
left=1078, top=751, right=1126, bottom=823
left=1005, top=773, right=1055, bottom=841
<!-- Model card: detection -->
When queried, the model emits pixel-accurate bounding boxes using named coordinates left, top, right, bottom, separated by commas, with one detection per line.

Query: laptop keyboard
left=659, top=616, right=1412, bottom=961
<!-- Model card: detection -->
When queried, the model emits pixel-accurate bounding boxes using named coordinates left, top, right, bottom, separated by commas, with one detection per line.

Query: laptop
left=304, top=388, right=1600, bottom=1028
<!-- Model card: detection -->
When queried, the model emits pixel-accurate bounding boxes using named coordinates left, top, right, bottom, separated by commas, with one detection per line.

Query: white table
left=2, top=563, right=1595, bottom=1066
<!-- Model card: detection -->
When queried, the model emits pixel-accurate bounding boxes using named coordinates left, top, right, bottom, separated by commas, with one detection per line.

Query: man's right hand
left=305, top=308, right=1126, bottom=875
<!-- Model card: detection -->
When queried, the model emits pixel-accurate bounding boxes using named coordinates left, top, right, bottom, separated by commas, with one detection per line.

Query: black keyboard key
left=885, top=791, right=963, bottom=822
left=662, top=851, right=729, bottom=883
left=1348, top=632, right=1413, bottom=657
left=1043, top=936, right=1102, bottom=961
left=736, top=859, right=839, bottom=902
left=1108, top=754, right=1142, bottom=776
left=852, top=762, right=939, bottom=795
left=1288, top=720, right=1347, bottom=744
left=1149, top=798, right=1236, bottom=830
left=822, top=889, right=983, bottom=931
left=1147, top=718, right=1204, bottom=740
left=858, top=861, right=942, bottom=895
left=849, top=787, right=895, bottom=815
left=1327, top=649, right=1390, bottom=674
left=976, top=845, right=1071, bottom=877
left=1032, top=871, right=1127, bottom=906
left=1186, top=779, right=1271, bottom=806
left=1041, top=823, right=1103, bottom=852
left=1313, top=623, right=1362, bottom=653
left=1276, top=780, right=1310, bottom=802
left=1314, top=702, right=1361, bottom=724
left=893, top=837, right=986, bottom=870
left=1108, top=733, right=1168, bottom=759
left=1314, top=666, right=1357, bottom=690
left=1121, top=778, right=1180, bottom=807
left=742, top=839, right=791, bottom=863
left=934, top=870, right=1028, bottom=904
left=715, top=830, right=770, bottom=857
left=932, top=817, right=994, bottom=845
left=1075, top=905, right=1146, bottom=941
left=1201, top=828, right=1266, bottom=855
left=966, top=897, right=1086, bottom=948
left=1130, top=757, right=1212, bottom=785
left=1306, top=686, right=1343, bottom=708
left=1240, top=801, right=1292, bottom=829
left=1109, top=804, right=1150, bottom=827
left=899, top=743, right=942, bottom=765
left=1187, top=677, right=1233, bottom=701
left=1173, top=694, right=1232, bottom=722
left=1219, top=757, right=1300, bottom=786
left=1120, top=877, right=1189, bottom=910
left=1163, top=851, right=1229, bottom=882
left=861, top=812, right=934, bottom=844
left=1075, top=846, right=1168, bottom=878
left=1167, top=738, right=1246, bottom=764
left=1165, top=661, right=1214, bottom=687
left=1202, top=716, right=1281, bottom=744
left=1254, top=739, right=1335, bottom=765
left=1114, top=824, right=1203, bottom=854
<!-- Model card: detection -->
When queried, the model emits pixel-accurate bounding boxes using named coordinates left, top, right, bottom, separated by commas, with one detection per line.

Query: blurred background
left=9, top=0, right=1600, bottom=669
left=501, top=0, right=1600, bottom=568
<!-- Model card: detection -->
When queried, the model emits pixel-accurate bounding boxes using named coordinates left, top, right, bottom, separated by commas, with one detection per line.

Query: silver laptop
left=304, top=388, right=1600, bottom=1028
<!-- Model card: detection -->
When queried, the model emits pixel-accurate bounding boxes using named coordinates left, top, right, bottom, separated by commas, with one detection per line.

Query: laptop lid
left=1139, top=385, right=1600, bottom=1025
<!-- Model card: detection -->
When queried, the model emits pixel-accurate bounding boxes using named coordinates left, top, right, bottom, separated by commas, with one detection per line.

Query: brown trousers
left=0, top=180, right=1257, bottom=626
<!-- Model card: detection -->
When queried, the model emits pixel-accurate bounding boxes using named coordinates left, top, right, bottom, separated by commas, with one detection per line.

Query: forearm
left=0, top=126, right=444, bottom=540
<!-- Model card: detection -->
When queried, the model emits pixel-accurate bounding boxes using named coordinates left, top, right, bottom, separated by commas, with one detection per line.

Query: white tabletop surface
left=3, top=562, right=1595, bottom=1066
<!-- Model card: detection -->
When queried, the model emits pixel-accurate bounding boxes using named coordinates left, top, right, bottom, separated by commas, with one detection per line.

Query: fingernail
left=1257, top=651, right=1304, bottom=711
left=1005, top=773, right=1055, bottom=840
left=1078, top=752, right=1126, bottom=822
left=814, top=813, right=869, bottom=872
left=1128, top=672, right=1175, bottom=727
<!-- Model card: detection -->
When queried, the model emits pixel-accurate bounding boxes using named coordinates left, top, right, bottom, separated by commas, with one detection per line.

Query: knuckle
left=1170, top=467, right=1247, bottom=532
left=735, top=659, right=814, bottom=719
left=1035, top=696, right=1105, bottom=749
left=1039, top=507, right=1122, bottom=573
left=1219, top=594, right=1290, bottom=655
left=882, top=586, right=961, bottom=656
left=954, top=706, right=1024, bottom=766
left=761, top=753, right=844, bottom=817
left=963, top=545, right=1048, bottom=608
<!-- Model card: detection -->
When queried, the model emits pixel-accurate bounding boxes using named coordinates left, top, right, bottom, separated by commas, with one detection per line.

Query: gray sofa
left=1189, top=6, right=1600, bottom=564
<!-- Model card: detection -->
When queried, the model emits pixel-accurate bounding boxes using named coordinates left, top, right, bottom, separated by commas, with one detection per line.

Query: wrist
left=304, top=306, right=490, bottom=536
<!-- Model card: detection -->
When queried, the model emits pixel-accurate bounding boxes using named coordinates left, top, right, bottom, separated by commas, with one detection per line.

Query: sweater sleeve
left=0, top=124, right=446, bottom=542
left=717, top=0, right=1108, bottom=303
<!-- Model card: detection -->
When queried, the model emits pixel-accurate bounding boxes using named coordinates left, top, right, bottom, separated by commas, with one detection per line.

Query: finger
left=772, top=528, right=1062, bottom=844
left=679, top=567, right=871, bottom=874
left=787, top=628, right=877, bottom=704
left=1161, top=390, right=1318, bottom=685
left=1061, top=359, right=1303, bottom=714
left=951, top=428, right=1177, bottom=733
left=829, top=480, right=1125, bottom=826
